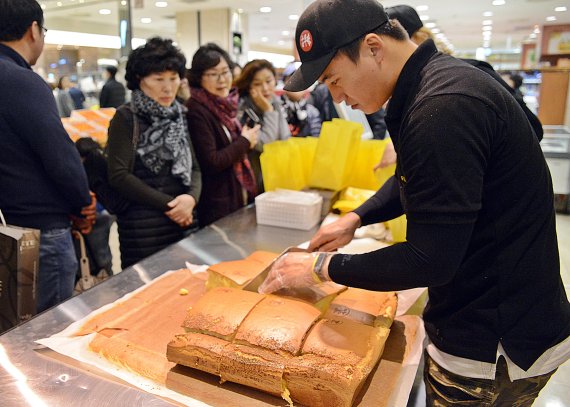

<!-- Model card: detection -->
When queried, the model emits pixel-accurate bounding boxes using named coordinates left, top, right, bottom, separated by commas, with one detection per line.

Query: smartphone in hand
left=240, top=107, right=261, bottom=128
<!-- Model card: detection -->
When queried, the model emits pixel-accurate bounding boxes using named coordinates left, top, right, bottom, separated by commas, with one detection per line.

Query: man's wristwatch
left=311, top=253, right=329, bottom=283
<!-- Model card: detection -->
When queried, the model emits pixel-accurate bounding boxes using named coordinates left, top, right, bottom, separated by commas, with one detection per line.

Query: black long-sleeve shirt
left=328, top=40, right=570, bottom=370
left=0, top=44, right=90, bottom=229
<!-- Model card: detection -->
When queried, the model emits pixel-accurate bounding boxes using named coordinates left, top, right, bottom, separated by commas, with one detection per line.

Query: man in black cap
left=259, top=0, right=570, bottom=405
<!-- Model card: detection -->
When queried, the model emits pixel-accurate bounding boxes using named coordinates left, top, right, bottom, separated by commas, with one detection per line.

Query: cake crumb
left=179, top=288, right=189, bottom=296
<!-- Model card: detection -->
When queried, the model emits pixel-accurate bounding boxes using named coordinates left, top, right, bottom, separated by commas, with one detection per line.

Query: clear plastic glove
left=308, top=212, right=361, bottom=252
left=258, top=252, right=320, bottom=294
left=166, top=194, right=196, bottom=228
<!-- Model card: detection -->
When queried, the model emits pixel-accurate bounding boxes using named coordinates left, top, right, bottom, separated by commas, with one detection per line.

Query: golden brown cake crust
left=182, top=287, right=264, bottom=339
left=234, top=295, right=321, bottom=355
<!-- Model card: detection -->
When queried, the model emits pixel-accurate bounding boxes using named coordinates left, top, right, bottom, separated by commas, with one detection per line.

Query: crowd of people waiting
left=0, top=0, right=540, bottom=315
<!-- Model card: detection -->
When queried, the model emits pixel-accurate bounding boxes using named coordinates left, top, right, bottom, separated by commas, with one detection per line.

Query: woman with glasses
left=186, top=43, right=259, bottom=226
left=106, top=37, right=201, bottom=268
left=234, top=59, right=291, bottom=193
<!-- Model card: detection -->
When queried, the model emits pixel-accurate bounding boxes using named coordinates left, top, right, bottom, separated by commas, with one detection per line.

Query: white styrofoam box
left=255, top=189, right=323, bottom=230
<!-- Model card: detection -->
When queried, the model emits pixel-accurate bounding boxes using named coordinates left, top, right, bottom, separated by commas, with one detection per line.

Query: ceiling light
left=425, top=22, right=436, bottom=28
left=155, top=1, right=168, bottom=7
left=534, top=25, right=541, bottom=34
left=483, top=11, right=493, bottom=17
left=260, top=6, right=272, bottom=13
left=289, top=14, right=299, bottom=20
left=99, top=9, right=111, bottom=15
left=546, top=16, right=557, bottom=21
left=419, top=15, right=429, bottom=21
left=40, top=3, right=46, bottom=9
left=237, top=8, right=244, bottom=13
left=482, top=26, right=492, bottom=31
left=57, top=1, right=62, bottom=6
left=492, top=0, right=505, bottom=5
left=261, top=37, right=268, bottom=42
left=278, top=40, right=285, bottom=45
left=435, top=33, right=445, bottom=39
left=281, top=30, right=290, bottom=36
left=431, top=28, right=440, bottom=34
left=482, top=20, right=493, bottom=25
left=529, top=33, right=537, bottom=39
left=141, top=17, right=152, bottom=24
left=121, top=0, right=126, bottom=5
left=554, top=6, right=567, bottom=12
left=416, top=5, right=428, bottom=11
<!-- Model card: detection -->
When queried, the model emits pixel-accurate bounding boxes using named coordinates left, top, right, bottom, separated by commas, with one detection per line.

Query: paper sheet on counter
left=37, top=269, right=211, bottom=407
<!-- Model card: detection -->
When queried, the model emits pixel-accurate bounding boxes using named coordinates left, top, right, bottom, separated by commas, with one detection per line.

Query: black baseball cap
left=284, top=0, right=389, bottom=92
left=385, top=5, right=423, bottom=38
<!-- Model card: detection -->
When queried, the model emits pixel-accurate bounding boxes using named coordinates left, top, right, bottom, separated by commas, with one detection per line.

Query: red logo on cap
left=299, top=30, right=313, bottom=52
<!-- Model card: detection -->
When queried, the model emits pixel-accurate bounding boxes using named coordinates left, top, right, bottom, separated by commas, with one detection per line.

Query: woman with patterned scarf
left=186, top=43, right=259, bottom=226
left=106, top=37, right=201, bottom=268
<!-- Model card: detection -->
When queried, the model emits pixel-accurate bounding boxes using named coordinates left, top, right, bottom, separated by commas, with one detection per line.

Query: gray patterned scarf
left=132, top=89, right=192, bottom=186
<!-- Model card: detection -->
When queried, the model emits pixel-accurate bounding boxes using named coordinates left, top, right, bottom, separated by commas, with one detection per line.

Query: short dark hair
left=337, top=20, right=407, bottom=65
left=105, top=65, right=118, bottom=78
left=188, top=43, right=234, bottom=88
left=234, top=59, right=276, bottom=97
left=124, top=37, right=186, bottom=90
left=0, top=0, right=44, bottom=42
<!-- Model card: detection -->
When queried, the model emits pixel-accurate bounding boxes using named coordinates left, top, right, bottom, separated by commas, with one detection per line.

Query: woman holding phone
left=186, top=43, right=260, bottom=226
left=235, top=59, right=291, bottom=193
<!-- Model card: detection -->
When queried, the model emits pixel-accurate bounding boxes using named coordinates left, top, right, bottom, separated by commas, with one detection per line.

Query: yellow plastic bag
left=332, top=187, right=376, bottom=214
left=308, top=119, right=362, bottom=191
left=348, top=138, right=396, bottom=190
left=288, top=137, right=318, bottom=187
left=260, top=140, right=306, bottom=191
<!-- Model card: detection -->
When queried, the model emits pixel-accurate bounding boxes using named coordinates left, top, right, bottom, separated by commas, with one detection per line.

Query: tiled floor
left=107, top=214, right=570, bottom=406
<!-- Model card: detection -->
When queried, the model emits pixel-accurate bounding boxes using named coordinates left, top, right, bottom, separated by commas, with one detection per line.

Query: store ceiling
left=41, top=0, right=570, bottom=55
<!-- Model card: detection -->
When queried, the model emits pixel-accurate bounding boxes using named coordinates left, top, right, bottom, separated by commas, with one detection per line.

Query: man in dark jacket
left=260, top=1, right=570, bottom=405
left=99, top=65, right=126, bottom=108
left=0, top=0, right=94, bottom=312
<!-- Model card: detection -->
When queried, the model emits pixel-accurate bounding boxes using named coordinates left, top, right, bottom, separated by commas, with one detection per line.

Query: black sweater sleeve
left=353, top=176, right=404, bottom=225
left=328, top=219, right=473, bottom=291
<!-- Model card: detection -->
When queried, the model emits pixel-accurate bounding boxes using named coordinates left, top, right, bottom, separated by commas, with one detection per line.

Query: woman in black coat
left=106, top=37, right=201, bottom=268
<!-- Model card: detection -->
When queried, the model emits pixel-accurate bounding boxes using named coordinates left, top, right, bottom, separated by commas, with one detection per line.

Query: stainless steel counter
left=0, top=205, right=425, bottom=406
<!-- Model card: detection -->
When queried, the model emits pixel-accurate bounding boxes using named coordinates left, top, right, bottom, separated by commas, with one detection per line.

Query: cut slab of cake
left=325, top=288, right=397, bottom=328
left=284, top=318, right=391, bottom=407
left=205, top=250, right=278, bottom=291
left=167, top=286, right=397, bottom=407
left=182, top=287, right=265, bottom=341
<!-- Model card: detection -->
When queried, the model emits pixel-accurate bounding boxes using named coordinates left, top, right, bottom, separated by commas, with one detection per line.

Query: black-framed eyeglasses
left=41, top=26, right=48, bottom=35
